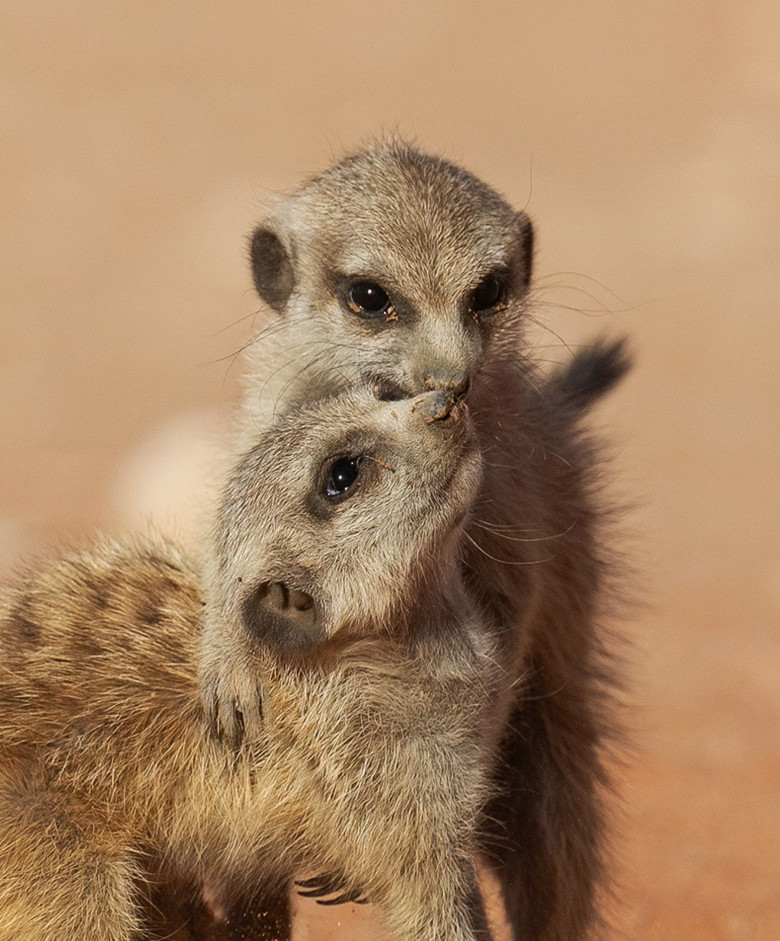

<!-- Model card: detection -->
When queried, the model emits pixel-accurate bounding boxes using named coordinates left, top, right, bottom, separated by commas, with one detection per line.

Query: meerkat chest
left=258, top=648, right=499, bottom=778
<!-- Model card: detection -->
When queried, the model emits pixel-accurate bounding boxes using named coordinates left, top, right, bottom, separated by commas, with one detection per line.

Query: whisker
left=470, top=518, right=578, bottom=543
left=462, top=531, right=554, bottom=567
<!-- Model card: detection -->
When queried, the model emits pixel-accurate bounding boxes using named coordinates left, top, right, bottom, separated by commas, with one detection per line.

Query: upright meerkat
left=0, top=387, right=508, bottom=941
left=202, top=140, right=629, bottom=940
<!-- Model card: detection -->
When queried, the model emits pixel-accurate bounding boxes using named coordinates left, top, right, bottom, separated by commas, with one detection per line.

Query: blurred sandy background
left=1, top=1, right=778, bottom=938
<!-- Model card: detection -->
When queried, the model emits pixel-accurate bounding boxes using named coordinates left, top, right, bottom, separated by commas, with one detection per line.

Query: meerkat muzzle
left=410, top=389, right=461, bottom=423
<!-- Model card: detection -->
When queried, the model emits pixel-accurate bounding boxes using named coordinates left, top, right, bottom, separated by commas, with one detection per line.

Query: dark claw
left=316, top=893, right=354, bottom=906
left=296, top=887, right=331, bottom=899
left=295, top=876, right=330, bottom=889
left=294, top=874, right=367, bottom=905
left=316, top=892, right=368, bottom=906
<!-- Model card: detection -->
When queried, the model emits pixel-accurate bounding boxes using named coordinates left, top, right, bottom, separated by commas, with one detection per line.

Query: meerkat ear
left=242, top=581, right=325, bottom=651
left=513, top=211, right=535, bottom=292
left=249, top=225, right=296, bottom=312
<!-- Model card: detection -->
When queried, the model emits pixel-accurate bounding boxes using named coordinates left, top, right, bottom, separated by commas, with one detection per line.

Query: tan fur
left=204, top=140, right=628, bottom=940
left=0, top=389, right=506, bottom=941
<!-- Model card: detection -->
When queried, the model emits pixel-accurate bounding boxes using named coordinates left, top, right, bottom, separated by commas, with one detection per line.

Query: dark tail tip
left=550, top=337, right=632, bottom=412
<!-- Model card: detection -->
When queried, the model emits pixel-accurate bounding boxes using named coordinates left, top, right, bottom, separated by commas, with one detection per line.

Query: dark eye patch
left=347, top=282, right=391, bottom=317
left=471, top=273, right=506, bottom=313
left=325, top=457, right=361, bottom=498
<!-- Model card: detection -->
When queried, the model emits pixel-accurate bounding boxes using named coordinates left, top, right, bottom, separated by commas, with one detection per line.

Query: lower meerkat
left=0, top=388, right=506, bottom=941
left=202, top=140, right=629, bottom=939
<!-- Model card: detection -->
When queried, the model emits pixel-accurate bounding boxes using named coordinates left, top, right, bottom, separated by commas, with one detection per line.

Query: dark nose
left=412, top=389, right=458, bottom=423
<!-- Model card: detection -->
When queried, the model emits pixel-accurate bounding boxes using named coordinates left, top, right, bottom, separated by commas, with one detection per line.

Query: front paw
left=201, top=666, right=263, bottom=749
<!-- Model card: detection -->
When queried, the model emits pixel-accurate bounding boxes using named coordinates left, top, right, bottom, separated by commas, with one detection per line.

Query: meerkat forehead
left=279, top=141, right=524, bottom=297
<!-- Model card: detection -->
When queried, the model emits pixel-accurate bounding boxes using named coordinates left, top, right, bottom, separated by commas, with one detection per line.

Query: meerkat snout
left=411, top=388, right=459, bottom=423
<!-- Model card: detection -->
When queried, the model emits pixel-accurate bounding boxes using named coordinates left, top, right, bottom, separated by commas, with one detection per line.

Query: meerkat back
left=0, top=538, right=206, bottom=940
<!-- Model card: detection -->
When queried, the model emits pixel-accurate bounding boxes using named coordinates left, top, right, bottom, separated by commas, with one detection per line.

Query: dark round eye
left=325, top=457, right=361, bottom=498
left=471, top=274, right=505, bottom=312
left=348, top=282, right=391, bottom=316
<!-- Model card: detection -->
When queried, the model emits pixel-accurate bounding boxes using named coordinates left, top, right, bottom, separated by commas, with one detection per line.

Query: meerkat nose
left=412, top=389, right=458, bottom=423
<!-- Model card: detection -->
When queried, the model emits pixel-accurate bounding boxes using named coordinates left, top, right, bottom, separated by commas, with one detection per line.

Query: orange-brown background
left=1, top=2, right=778, bottom=938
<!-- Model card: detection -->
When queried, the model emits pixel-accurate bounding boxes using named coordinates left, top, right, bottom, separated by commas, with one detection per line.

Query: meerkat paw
left=295, top=873, right=368, bottom=906
left=201, top=662, right=264, bottom=748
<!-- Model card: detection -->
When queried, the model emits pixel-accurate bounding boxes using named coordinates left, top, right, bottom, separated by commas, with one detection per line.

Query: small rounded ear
left=242, top=581, right=325, bottom=651
left=249, top=225, right=295, bottom=311
left=512, top=211, right=535, bottom=293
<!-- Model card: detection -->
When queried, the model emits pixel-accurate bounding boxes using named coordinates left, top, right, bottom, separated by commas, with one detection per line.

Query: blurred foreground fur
left=0, top=388, right=508, bottom=941
left=201, top=140, right=630, bottom=940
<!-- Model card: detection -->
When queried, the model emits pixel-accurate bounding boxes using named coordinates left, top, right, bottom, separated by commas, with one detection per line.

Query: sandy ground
left=1, top=2, right=778, bottom=938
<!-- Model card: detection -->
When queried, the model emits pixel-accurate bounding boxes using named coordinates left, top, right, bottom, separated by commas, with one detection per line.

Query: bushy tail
left=549, top=337, right=631, bottom=413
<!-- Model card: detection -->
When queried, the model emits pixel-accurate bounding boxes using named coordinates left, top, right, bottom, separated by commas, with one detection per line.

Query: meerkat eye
left=347, top=282, right=391, bottom=317
left=471, top=273, right=506, bottom=313
left=325, top=457, right=361, bottom=498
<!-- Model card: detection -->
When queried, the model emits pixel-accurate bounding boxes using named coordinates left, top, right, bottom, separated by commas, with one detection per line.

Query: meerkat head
left=207, top=386, right=482, bottom=652
left=246, top=139, right=533, bottom=410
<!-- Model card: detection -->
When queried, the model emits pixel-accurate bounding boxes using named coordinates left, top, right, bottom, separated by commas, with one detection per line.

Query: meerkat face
left=211, top=388, right=481, bottom=652
left=248, top=141, right=533, bottom=409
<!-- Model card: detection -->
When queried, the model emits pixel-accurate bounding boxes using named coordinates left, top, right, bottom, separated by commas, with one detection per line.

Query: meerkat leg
left=219, top=880, right=489, bottom=941
left=0, top=770, right=142, bottom=941
left=375, top=859, right=493, bottom=941
left=198, top=887, right=293, bottom=941
left=484, top=694, right=606, bottom=941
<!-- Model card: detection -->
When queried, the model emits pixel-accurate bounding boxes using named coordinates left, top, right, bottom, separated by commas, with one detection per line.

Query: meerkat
left=0, top=386, right=509, bottom=941
left=201, top=140, right=630, bottom=940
